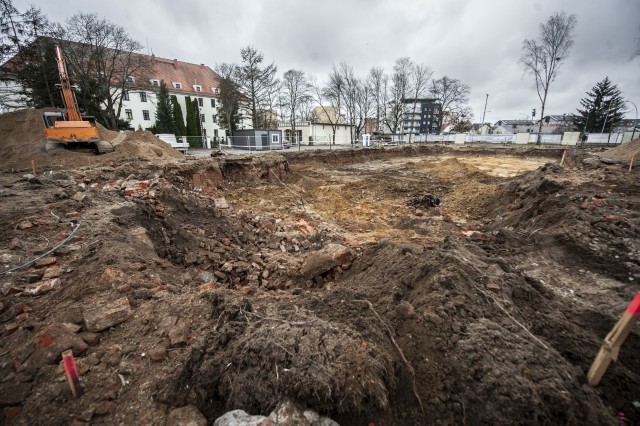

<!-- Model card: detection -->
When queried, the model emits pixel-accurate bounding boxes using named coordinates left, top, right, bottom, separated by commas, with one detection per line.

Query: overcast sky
left=16, top=0, right=640, bottom=123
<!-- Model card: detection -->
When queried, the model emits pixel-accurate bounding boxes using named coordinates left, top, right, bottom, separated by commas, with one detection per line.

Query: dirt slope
left=601, top=138, right=640, bottom=162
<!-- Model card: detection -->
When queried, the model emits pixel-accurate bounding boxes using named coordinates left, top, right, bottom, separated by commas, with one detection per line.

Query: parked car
left=283, top=139, right=292, bottom=149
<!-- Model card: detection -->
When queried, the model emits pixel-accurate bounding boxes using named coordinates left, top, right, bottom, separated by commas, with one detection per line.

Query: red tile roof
left=146, top=55, right=222, bottom=97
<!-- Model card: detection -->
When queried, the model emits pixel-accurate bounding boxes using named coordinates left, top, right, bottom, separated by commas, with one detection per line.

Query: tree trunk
left=537, top=91, right=547, bottom=145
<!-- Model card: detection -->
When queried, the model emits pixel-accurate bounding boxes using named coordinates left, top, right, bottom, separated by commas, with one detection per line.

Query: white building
left=278, top=121, right=354, bottom=144
left=120, top=55, right=225, bottom=140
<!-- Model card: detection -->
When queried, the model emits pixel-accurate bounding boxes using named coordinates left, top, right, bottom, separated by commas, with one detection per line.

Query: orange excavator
left=43, top=45, right=114, bottom=154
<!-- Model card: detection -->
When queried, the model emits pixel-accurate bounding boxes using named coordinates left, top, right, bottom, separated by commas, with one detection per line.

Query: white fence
left=212, top=131, right=632, bottom=153
left=584, top=133, right=625, bottom=145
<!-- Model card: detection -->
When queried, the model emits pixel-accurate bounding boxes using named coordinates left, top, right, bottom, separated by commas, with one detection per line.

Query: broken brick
left=83, top=297, right=132, bottom=332
left=34, top=257, right=56, bottom=268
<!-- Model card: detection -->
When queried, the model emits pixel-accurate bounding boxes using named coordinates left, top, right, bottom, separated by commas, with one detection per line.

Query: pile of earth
left=600, top=138, right=640, bottom=162
left=0, top=108, right=183, bottom=171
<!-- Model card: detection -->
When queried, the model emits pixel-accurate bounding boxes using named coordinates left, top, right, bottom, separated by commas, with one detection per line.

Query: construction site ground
left=0, top=113, right=639, bottom=425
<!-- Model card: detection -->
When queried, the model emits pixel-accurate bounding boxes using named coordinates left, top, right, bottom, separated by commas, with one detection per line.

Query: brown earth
left=0, top=141, right=638, bottom=425
left=601, top=138, right=640, bottom=162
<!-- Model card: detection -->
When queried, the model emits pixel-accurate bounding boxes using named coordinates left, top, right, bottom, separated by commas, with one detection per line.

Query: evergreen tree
left=573, top=77, right=626, bottom=133
left=154, top=80, right=176, bottom=134
left=192, top=98, right=202, bottom=137
left=185, top=95, right=196, bottom=136
left=171, top=95, right=186, bottom=136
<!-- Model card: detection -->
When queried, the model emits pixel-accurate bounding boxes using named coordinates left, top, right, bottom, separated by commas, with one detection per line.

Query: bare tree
left=387, top=57, right=413, bottom=134
left=215, top=62, right=243, bottom=137
left=236, top=46, right=278, bottom=129
left=281, top=69, right=311, bottom=144
left=354, top=78, right=374, bottom=140
left=61, top=13, right=151, bottom=129
left=429, top=76, right=471, bottom=132
left=521, top=11, right=577, bottom=140
left=367, top=67, right=388, bottom=133
left=337, top=62, right=360, bottom=142
left=408, top=63, right=433, bottom=119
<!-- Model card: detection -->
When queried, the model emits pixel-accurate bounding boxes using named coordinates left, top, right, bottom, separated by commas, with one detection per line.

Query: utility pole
left=601, top=98, right=612, bottom=134
left=481, top=94, right=489, bottom=124
left=625, top=100, right=637, bottom=141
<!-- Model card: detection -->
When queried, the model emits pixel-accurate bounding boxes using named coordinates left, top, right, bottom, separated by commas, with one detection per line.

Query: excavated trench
left=142, top=150, right=639, bottom=424
left=0, top=146, right=638, bottom=425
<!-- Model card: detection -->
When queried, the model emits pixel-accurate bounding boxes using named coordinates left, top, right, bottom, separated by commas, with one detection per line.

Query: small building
left=278, top=121, right=354, bottom=144
left=536, top=114, right=576, bottom=134
left=613, top=118, right=640, bottom=133
left=494, top=119, right=534, bottom=134
left=229, top=129, right=282, bottom=151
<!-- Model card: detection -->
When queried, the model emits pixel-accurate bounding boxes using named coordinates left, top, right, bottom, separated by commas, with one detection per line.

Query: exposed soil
left=0, top=136, right=638, bottom=425
left=601, top=138, right=640, bottom=162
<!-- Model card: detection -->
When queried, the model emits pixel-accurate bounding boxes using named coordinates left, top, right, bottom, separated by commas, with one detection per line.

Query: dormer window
left=193, top=85, right=202, bottom=92
left=126, top=76, right=135, bottom=83
left=173, top=82, right=182, bottom=89
left=150, top=79, right=160, bottom=87
left=213, top=87, right=220, bottom=94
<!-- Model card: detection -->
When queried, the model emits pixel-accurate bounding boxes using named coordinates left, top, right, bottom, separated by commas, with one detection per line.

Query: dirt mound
left=165, top=292, right=392, bottom=417
left=105, top=130, right=183, bottom=162
left=0, top=108, right=182, bottom=171
left=482, top=163, right=639, bottom=280
left=600, top=138, right=640, bottom=162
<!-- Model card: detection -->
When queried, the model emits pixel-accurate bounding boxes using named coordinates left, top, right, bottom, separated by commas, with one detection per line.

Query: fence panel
left=585, top=133, right=624, bottom=145
left=467, top=134, right=515, bottom=144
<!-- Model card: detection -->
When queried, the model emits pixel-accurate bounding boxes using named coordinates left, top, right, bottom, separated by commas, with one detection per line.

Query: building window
left=140, top=92, right=147, bottom=102
left=212, top=114, right=217, bottom=123
left=123, top=91, right=129, bottom=101
left=125, top=109, right=133, bottom=120
left=198, top=98, right=203, bottom=107
left=213, top=87, right=219, bottom=94
left=173, top=82, right=182, bottom=89
left=142, top=110, right=150, bottom=120
left=126, top=76, right=135, bottom=83
left=200, top=114, right=205, bottom=122
left=194, top=85, right=202, bottom=92
left=210, top=99, right=216, bottom=108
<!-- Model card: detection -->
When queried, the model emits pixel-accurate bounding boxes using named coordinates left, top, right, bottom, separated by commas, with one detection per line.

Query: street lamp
left=625, top=99, right=638, bottom=141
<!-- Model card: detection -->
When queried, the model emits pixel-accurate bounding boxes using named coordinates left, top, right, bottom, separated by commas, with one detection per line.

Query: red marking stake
left=61, top=350, right=83, bottom=398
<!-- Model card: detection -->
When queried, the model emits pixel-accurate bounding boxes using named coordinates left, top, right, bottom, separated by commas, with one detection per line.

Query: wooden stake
left=630, top=153, right=636, bottom=173
left=560, top=149, right=567, bottom=166
left=587, top=292, right=640, bottom=386
left=31, top=159, right=37, bottom=176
